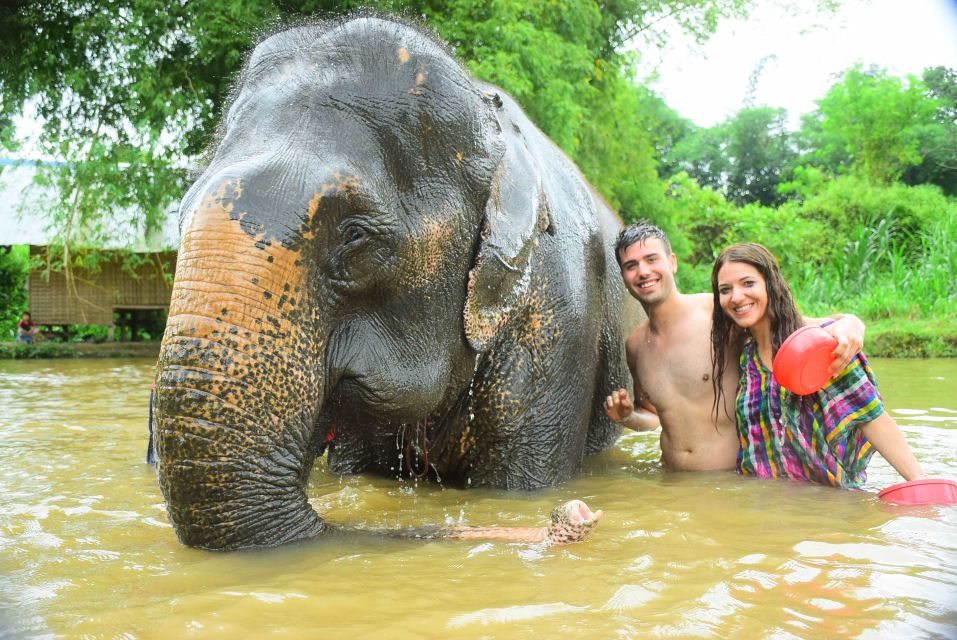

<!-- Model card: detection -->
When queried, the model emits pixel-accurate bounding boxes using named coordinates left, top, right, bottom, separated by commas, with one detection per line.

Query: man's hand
left=604, top=388, right=661, bottom=431
left=604, top=388, right=634, bottom=422
left=545, top=500, right=604, bottom=545
left=823, top=314, right=865, bottom=375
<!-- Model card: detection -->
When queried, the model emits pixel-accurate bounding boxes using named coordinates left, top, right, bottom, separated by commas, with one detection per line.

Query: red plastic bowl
left=772, top=326, right=838, bottom=395
left=877, top=478, right=957, bottom=505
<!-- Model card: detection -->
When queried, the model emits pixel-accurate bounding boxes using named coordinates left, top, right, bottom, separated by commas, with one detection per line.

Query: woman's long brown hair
left=710, top=243, right=803, bottom=421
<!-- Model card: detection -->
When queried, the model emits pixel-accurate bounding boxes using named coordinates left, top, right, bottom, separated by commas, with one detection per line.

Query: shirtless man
left=604, top=221, right=863, bottom=471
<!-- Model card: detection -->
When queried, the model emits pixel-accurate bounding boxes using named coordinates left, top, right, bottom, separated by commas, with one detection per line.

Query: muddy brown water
left=1, top=358, right=955, bottom=637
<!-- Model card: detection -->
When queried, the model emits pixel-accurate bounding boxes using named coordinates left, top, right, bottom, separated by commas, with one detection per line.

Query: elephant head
left=153, top=16, right=563, bottom=550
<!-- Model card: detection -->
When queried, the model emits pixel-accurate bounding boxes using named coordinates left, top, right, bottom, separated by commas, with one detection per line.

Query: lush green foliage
left=1, top=0, right=759, bottom=257
left=664, top=171, right=957, bottom=323
left=659, top=64, right=957, bottom=205
left=901, top=66, right=957, bottom=196
left=0, top=0, right=290, bottom=256
left=0, top=247, right=29, bottom=341
left=2, top=1, right=953, bottom=341
left=666, top=106, right=795, bottom=206
left=800, top=65, right=937, bottom=185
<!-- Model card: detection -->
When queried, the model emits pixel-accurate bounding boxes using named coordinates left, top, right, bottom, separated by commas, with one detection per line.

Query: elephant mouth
left=333, top=374, right=382, bottom=404
left=325, top=370, right=436, bottom=427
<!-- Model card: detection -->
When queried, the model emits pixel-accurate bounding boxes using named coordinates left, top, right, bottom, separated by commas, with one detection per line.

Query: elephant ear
left=464, top=93, right=552, bottom=352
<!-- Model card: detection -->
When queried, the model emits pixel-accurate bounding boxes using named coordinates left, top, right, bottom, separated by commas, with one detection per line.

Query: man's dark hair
left=614, top=219, right=671, bottom=266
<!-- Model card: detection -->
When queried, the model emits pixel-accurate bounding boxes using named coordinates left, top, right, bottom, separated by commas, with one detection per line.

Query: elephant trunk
left=154, top=186, right=327, bottom=550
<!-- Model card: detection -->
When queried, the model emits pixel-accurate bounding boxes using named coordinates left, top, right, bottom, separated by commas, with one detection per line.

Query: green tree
left=1, top=0, right=766, bottom=260
left=0, top=0, right=382, bottom=259
left=637, top=86, right=695, bottom=180
left=0, top=247, right=29, bottom=340
left=901, top=66, right=957, bottom=196
left=664, top=123, right=730, bottom=193
left=800, top=65, right=937, bottom=184
left=662, top=106, right=794, bottom=206
left=724, top=106, right=794, bottom=206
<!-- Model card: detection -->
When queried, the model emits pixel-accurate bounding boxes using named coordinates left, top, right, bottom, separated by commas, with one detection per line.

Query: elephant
left=153, top=14, right=640, bottom=551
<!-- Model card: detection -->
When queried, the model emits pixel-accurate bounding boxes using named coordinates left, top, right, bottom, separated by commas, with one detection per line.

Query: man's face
left=618, top=238, right=677, bottom=306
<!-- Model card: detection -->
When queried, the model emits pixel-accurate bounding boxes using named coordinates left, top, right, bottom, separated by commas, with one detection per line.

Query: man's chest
left=635, top=327, right=715, bottom=404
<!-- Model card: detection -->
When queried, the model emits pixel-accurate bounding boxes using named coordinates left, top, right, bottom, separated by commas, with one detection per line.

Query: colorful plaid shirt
left=735, top=340, right=884, bottom=488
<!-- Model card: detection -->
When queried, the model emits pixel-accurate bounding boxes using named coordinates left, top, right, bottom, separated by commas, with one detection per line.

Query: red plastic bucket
left=772, top=326, right=838, bottom=395
left=877, top=478, right=957, bottom=505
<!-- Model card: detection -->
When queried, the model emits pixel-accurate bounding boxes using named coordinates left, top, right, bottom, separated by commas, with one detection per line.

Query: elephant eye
left=342, top=225, right=365, bottom=246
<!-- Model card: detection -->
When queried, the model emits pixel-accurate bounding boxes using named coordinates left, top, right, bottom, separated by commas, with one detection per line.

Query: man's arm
left=805, top=313, right=865, bottom=375
left=605, top=388, right=660, bottom=432
left=604, top=336, right=661, bottom=432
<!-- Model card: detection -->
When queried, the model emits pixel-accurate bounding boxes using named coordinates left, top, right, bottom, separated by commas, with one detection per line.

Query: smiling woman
left=710, top=243, right=929, bottom=490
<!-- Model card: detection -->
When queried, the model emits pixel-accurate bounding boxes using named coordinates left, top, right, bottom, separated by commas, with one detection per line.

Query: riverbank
left=869, top=318, right=957, bottom=358
left=2, top=320, right=955, bottom=359
left=0, top=341, right=160, bottom=359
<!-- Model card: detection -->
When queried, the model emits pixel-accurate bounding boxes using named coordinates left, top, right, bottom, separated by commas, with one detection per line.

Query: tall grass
left=793, top=213, right=957, bottom=319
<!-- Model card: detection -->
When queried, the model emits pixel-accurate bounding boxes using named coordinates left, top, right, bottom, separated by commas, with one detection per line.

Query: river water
left=1, top=358, right=955, bottom=638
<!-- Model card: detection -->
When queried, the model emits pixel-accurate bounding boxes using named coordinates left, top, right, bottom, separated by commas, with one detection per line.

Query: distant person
left=16, top=312, right=38, bottom=344
left=604, top=221, right=864, bottom=471
left=711, top=243, right=926, bottom=487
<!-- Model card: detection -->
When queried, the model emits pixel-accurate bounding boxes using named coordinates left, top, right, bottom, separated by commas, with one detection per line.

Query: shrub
left=0, top=247, right=29, bottom=341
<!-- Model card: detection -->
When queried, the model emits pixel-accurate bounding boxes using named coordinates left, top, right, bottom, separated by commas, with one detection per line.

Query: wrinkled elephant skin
left=153, top=15, right=641, bottom=550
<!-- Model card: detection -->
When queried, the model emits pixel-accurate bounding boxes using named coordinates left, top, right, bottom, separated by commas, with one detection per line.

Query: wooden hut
left=26, top=247, right=176, bottom=341
left=2, top=158, right=180, bottom=341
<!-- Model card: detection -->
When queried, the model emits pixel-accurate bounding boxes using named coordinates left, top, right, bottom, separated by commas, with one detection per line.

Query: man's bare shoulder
left=625, top=319, right=651, bottom=353
left=685, top=292, right=714, bottom=312
left=671, top=293, right=714, bottom=331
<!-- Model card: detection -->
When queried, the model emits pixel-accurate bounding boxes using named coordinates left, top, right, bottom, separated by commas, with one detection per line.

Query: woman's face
left=716, top=261, right=769, bottom=332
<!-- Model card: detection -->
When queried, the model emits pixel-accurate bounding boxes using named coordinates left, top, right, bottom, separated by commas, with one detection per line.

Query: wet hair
left=709, top=243, right=803, bottom=420
left=614, top=219, right=671, bottom=267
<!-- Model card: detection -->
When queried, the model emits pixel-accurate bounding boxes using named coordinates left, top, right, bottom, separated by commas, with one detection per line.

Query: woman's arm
left=861, top=413, right=927, bottom=482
